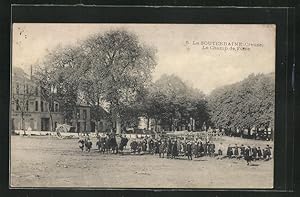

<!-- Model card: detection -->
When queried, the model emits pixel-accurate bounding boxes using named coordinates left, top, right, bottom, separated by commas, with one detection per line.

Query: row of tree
left=208, top=73, right=275, bottom=135
left=32, top=29, right=274, bottom=134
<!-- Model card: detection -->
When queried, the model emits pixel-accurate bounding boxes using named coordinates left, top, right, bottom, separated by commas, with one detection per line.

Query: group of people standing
left=129, top=137, right=272, bottom=164
left=78, top=133, right=272, bottom=165
left=223, top=144, right=272, bottom=165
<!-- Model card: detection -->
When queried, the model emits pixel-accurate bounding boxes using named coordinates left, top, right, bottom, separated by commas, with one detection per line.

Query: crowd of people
left=78, top=133, right=272, bottom=165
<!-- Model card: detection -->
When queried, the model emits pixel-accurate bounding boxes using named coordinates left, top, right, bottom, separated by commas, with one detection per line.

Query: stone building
left=71, top=102, right=91, bottom=133
left=11, top=67, right=112, bottom=133
left=11, top=67, right=64, bottom=131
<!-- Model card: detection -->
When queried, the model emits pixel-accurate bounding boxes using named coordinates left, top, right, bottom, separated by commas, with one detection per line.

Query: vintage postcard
left=10, top=24, right=275, bottom=188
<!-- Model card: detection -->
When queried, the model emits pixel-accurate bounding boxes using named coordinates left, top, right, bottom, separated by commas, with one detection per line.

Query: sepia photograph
left=10, top=23, right=275, bottom=188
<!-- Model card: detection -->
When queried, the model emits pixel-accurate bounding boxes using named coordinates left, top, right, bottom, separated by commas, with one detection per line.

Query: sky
left=12, top=23, right=275, bottom=94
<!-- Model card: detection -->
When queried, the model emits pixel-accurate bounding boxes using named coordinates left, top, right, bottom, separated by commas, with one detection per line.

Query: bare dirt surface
left=10, top=135, right=273, bottom=188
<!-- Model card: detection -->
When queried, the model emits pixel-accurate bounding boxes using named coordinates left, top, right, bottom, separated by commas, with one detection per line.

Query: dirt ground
left=10, top=135, right=273, bottom=188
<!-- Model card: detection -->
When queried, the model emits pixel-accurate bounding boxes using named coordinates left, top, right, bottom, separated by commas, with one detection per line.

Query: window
left=16, top=83, right=19, bottom=94
left=55, top=103, right=59, bottom=112
left=83, top=122, right=86, bottom=132
left=35, top=101, right=38, bottom=111
left=16, top=99, right=19, bottom=111
left=41, top=101, right=44, bottom=112
left=35, top=86, right=39, bottom=96
left=77, top=122, right=80, bottom=132
left=50, top=102, right=54, bottom=112
left=76, top=109, right=80, bottom=119
left=26, top=100, right=29, bottom=111
left=83, top=109, right=87, bottom=120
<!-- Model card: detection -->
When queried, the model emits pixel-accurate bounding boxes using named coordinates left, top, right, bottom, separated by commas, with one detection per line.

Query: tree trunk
left=48, top=103, right=54, bottom=131
left=147, top=117, right=150, bottom=130
left=21, top=112, right=25, bottom=134
left=49, top=112, right=54, bottom=131
left=116, top=118, right=121, bottom=134
left=247, top=128, right=251, bottom=137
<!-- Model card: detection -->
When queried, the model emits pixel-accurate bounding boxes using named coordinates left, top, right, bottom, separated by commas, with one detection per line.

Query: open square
left=11, top=135, right=273, bottom=188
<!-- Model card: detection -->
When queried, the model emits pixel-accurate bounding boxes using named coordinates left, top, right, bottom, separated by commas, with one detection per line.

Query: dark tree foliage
left=208, top=73, right=275, bottom=132
left=81, top=30, right=157, bottom=133
left=144, top=74, right=209, bottom=131
left=34, top=29, right=157, bottom=133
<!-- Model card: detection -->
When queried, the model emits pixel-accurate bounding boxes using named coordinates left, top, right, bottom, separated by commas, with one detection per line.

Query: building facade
left=11, top=67, right=96, bottom=132
left=70, top=104, right=91, bottom=133
left=11, top=67, right=64, bottom=131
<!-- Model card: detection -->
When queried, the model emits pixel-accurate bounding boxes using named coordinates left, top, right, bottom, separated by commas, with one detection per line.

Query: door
left=91, top=121, right=95, bottom=132
left=77, top=122, right=80, bottom=133
left=41, top=118, right=50, bottom=131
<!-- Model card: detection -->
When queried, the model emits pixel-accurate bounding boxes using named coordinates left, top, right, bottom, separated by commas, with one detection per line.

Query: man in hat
left=159, top=140, right=166, bottom=158
left=257, top=146, right=263, bottom=160
left=78, top=138, right=85, bottom=152
left=244, top=146, right=252, bottom=165
left=171, top=139, right=179, bottom=159
left=226, top=144, right=233, bottom=159
left=252, top=145, right=258, bottom=161
left=217, top=142, right=223, bottom=157
left=186, top=141, right=193, bottom=160
left=240, top=144, right=245, bottom=158
left=85, top=138, right=92, bottom=152
left=233, top=144, right=239, bottom=159
left=265, top=145, right=272, bottom=160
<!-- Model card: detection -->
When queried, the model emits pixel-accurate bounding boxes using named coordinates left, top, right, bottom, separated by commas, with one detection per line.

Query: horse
left=108, top=135, right=118, bottom=154
left=119, top=136, right=129, bottom=154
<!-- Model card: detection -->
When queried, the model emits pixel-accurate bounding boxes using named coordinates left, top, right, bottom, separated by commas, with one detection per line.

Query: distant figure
left=233, top=144, right=239, bottom=159
left=257, top=147, right=263, bottom=159
left=264, top=145, right=272, bottom=160
left=240, top=144, right=245, bottom=158
left=217, top=142, right=223, bottom=156
left=244, top=146, right=252, bottom=165
left=85, top=138, right=92, bottom=152
left=186, top=141, right=193, bottom=160
left=148, top=138, right=154, bottom=154
left=171, top=140, right=178, bottom=159
left=252, top=146, right=258, bottom=161
left=167, top=139, right=172, bottom=158
left=130, top=140, right=139, bottom=154
left=119, top=135, right=129, bottom=153
left=78, top=139, right=85, bottom=151
left=226, top=144, right=233, bottom=158
left=159, top=140, right=166, bottom=158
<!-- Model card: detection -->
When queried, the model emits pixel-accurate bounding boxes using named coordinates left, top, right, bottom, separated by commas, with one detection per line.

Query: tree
left=33, top=45, right=87, bottom=130
left=144, top=74, right=209, bottom=132
left=81, top=29, right=157, bottom=133
left=208, top=73, right=275, bottom=136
